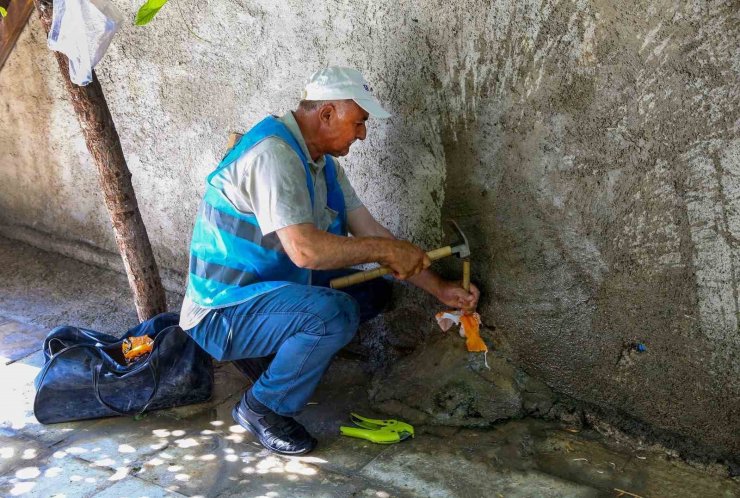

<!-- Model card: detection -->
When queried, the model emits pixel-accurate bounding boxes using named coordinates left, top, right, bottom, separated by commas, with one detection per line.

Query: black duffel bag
left=33, top=312, right=213, bottom=424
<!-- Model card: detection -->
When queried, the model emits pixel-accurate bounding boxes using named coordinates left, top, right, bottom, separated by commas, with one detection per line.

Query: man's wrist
left=374, top=238, right=395, bottom=266
left=409, top=268, right=443, bottom=297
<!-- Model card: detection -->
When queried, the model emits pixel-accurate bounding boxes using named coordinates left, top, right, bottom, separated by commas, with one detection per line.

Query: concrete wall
left=1, top=0, right=738, bottom=459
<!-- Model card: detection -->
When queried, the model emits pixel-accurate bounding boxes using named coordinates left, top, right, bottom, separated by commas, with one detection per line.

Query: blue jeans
left=186, top=270, right=391, bottom=416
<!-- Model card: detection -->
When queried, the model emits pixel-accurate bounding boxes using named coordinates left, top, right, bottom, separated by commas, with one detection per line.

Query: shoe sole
left=232, top=403, right=316, bottom=456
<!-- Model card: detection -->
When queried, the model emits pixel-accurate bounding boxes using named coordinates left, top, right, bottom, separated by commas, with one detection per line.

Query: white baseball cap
left=302, top=67, right=391, bottom=119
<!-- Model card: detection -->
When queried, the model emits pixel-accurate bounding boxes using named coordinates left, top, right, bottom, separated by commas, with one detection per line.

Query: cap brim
left=353, top=97, right=391, bottom=119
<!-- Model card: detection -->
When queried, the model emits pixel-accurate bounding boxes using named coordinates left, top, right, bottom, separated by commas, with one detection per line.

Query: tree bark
left=33, top=0, right=167, bottom=321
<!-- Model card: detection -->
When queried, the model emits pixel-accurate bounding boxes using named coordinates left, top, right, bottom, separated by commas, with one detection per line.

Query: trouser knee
left=314, top=289, right=360, bottom=346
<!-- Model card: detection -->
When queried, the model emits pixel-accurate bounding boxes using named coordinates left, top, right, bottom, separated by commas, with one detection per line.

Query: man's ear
left=318, top=103, right=335, bottom=125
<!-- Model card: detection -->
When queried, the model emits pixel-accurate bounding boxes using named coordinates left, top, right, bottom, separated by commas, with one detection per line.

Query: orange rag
left=434, top=310, right=487, bottom=353
left=459, top=312, right=487, bottom=352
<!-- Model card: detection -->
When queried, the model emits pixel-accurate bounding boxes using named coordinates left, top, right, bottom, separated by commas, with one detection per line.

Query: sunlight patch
left=285, top=459, right=317, bottom=476
left=109, top=466, right=130, bottom=481
left=44, top=466, right=63, bottom=478
left=294, top=455, right=327, bottom=464
left=65, top=446, right=87, bottom=455
left=10, top=481, right=35, bottom=496
left=175, top=438, right=199, bottom=448
left=150, top=440, right=168, bottom=450
left=15, top=466, right=40, bottom=479
left=21, top=449, right=37, bottom=460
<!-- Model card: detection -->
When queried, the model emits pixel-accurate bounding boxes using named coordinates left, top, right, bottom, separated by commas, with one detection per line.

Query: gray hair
left=298, top=99, right=352, bottom=112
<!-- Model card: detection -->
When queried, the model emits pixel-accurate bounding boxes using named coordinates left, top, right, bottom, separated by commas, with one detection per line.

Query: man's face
left=319, top=101, right=369, bottom=157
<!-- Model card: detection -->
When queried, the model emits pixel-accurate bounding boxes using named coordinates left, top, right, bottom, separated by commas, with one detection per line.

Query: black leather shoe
left=232, top=395, right=317, bottom=455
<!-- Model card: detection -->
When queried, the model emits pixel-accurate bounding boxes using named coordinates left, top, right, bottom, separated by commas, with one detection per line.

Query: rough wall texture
left=0, top=0, right=738, bottom=460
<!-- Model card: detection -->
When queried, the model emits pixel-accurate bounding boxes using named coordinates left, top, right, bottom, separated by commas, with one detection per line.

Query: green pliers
left=339, top=413, right=414, bottom=444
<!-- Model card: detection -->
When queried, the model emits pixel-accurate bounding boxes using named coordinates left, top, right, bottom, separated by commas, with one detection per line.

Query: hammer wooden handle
left=427, top=246, right=453, bottom=261
left=462, top=259, right=471, bottom=292
left=331, top=266, right=392, bottom=288
left=330, top=246, right=453, bottom=289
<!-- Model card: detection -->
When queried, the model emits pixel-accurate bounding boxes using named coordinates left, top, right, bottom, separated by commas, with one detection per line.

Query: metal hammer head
left=448, top=220, right=470, bottom=258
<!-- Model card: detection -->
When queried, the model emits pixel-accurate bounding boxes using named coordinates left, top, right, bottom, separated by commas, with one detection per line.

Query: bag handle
left=35, top=343, right=96, bottom=393
left=35, top=342, right=157, bottom=421
left=36, top=323, right=178, bottom=419
left=92, top=348, right=160, bottom=416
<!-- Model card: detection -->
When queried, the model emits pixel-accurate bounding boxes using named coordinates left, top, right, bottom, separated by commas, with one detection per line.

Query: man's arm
left=346, top=207, right=442, bottom=294
left=275, top=222, right=430, bottom=280
left=347, top=207, right=480, bottom=309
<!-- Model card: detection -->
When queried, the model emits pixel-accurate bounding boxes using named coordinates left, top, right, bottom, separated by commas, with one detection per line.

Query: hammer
left=329, top=220, right=471, bottom=289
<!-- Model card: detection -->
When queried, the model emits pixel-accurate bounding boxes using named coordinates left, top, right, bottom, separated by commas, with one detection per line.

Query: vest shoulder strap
left=208, top=116, right=316, bottom=207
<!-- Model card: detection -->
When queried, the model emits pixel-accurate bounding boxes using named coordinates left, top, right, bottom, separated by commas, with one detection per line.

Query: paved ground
left=0, top=236, right=739, bottom=497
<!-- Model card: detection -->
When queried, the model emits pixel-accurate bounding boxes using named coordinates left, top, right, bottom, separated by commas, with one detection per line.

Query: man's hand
left=380, top=240, right=431, bottom=280
left=347, top=208, right=478, bottom=300
left=347, top=207, right=429, bottom=279
left=435, top=280, right=481, bottom=310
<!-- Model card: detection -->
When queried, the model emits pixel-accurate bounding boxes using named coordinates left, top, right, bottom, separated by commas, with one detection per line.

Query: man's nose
left=357, top=127, right=367, bottom=141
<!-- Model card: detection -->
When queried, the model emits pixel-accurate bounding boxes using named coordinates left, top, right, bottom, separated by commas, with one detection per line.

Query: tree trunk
left=33, top=0, right=167, bottom=321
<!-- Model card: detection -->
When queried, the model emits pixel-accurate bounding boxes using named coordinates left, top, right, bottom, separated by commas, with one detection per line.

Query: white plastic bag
left=47, top=0, right=124, bottom=86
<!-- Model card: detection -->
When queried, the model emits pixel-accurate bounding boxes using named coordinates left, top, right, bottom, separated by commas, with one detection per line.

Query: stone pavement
left=0, top=236, right=739, bottom=497
left=2, top=315, right=739, bottom=498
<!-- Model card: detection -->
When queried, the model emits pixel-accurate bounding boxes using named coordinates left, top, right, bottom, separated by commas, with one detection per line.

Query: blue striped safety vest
left=185, top=116, right=347, bottom=308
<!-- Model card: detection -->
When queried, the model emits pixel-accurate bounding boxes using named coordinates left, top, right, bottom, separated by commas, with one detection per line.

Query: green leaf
left=135, top=0, right=169, bottom=26
left=0, top=7, right=8, bottom=18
